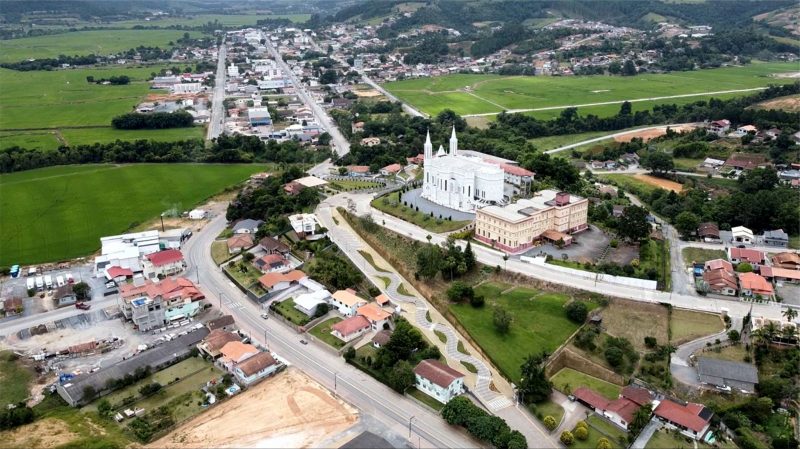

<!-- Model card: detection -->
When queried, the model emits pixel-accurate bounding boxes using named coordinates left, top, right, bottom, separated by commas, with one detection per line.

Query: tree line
left=111, top=111, right=194, bottom=129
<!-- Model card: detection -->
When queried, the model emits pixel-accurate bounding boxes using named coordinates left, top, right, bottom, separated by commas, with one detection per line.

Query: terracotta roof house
left=106, top=266, right=133, bottom=281
left=259, top=236, right=290, bottom=255
left=206, top=315, right=236, bottom=331
left=330, top=315, right=371, bottom=342
left=372, top=330, right=392, bottom=348
left=233, top=351, right=280, bottom=386
left=218, top=341, right=259, bottom=370
left=375, top=294, right=391, bottom=306
left=771, top=252, right=800, bottom=270
left=283, top=181, right=305, bottom=196
left=413, top=359, right=465, bottom=404
left=697, top=222, right=720, bottom=242
left=737, top=272, right=774, bottom=298
left=254, top=254, right=290, bottom=273
left=142, top=249, right=186, bottom=279
left=406, top=154, right=424, bottom=165
left=380, top=163, right=402, bottom=176
left=226, top=234, right=254, bottom=254
left=759, top=266, right=800, bottom=284
left=724, top=153, right=767, bottom=171
left=197, top=329, right=240, bottom=358
left=573, top=385, right=653, bottom=430
left=347, top=165, right=371, bottom=176
left=356, top=302, right=393, bottom=330
left=654, top=400, right=712, bottom=440
left=702, top=259, right=737, bottom=296
left=728, top=248, right=766, bottom=266
left=572, top=387, right=610, bottom=411
left=258, top=270, right=306, bottom=292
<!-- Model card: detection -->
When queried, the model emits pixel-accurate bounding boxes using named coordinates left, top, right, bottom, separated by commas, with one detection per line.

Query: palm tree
left=750, top=328, right=768, bottom=348
left=763, top=321, right=780, bottom=343
left=780, top=325, right=797, bottom=342
left=782, top=308, right=798, bottom=323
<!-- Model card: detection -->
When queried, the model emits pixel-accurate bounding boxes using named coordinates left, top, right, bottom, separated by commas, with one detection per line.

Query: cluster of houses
left=699, top=246, right=800, bottom=299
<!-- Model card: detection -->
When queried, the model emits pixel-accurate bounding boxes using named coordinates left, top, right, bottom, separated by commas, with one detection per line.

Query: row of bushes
left=111, top=111, right=194, bottom=130
left=441, top=396, right=527, bottom=449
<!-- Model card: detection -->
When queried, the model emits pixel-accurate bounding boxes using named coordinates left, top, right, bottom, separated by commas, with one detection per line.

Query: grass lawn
left=224, top=261, right=262, bottom=288
left=457, top=340, right=470, bottom=355
left=309, top=317, right=345, bottom=349
left=530, top=399, right=564, bottom=425
left=0, top=30, right=198, bottom=62
left=407, top=387, right=444, bottom=411
left=696, top=344, right=750, bottom=363
left=572, top=414, right=626, bottom=449
left=460, top=361, right=478, bottom=373
left=599, top=174, right=660, bottom=197
left=273, top=298, right=311, bottom=326
left=681, top=247, right=727, bottom=266
left=102, top=14, right=310, bottom=28
left=397, top=283, right=412, bottom=296
left=60, top=127, right=205, bottom=146
left=433, top=329, right=447, bottom=343
left=358, top=250, right=389, bottom=272
left=528, top=130, right=617, bottom=151
left=329, top=179, right=382, bottom=191
left=0, top=131, right=61, bottom=151
left=673, top=158, right=702, bottom=171
left=211, top=241, right=232, bottom=265
left=646, top=428, right=696, bottom=449
left=372, top=192, right=469, bottom=233
left=0, top=163, right=264, bottom=266
left=376, top=276, right=391, bottom=288
left=637, top=239, right=671, bottom=291
left=0, top=351, right=34, bottom=406
left=450, top=282, right=595, bottom=381
left=384, top=62, right=799, bottom=117
left=670, top=309, right=724, bottom=345
left=550, top=368, right=621, bottom=399
left=601, top=300, right=669, bottom=352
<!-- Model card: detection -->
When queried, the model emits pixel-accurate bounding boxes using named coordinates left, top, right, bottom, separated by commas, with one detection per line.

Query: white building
left=293, top=289, right=331, bottom=317
left=141, top=249, right=186, bottom=280
left=95, top=230, right=161, bottom=273
left=330, top=289, right=367, bottom=317
left=413, top=359, right=465, bottom=404
left=189, top=209, right=207, bottom=220
left=422, top=128, right=505, bottom=212
left=227, top=63, right=240, bottom=78
left=232, top=351, right=280, bottom=386
left=288, top=213, right=324, bottom=240
left=731, top=226, right=754, bottom=244
left=171, top=83, right=203, bottom=94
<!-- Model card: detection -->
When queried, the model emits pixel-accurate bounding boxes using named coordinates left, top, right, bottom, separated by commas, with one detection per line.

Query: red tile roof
left=119, top=277, right=204, bottom=302
left=703, top=268, right=738, bottom=291
left=606, top=398, right=640, bottom=424
left=413, top=359, right=463, bottom=388
left=382, top=163, right=403, bottom=173
left=347, top=165, right=370, bottom=173
left=622, top=386, right=652, bottom=406
left=331, top=315, right=370, bottom=337
left=227, top=234, right=254, bottom=250
left=704, top=259, right=733, bottom=272
left=654, top=400, right=711, bottom=433
left=760, top=266, right=800, bottom=281
left=107, top=266, right=133, bottom=278
left=729, top=248, right=765, bottom=264
left=499, top=163, right=534, bottom=177
left=738, top=272, right=774, bottom=295
left=258, top=270, right=306, bottom=289
left=235, top=351, right=277, bottom=376
left=145, top=249, right=184, bottom=266
left=572, top=387, right=610, bottom=410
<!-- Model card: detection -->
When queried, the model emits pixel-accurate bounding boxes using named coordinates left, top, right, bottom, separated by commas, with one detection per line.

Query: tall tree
left=493, top=306, right=512, bottom=334
left=518, top=352, right=551, bottom=404
left=674, top=211, right=700, bottom=238
left=617, top=206, right=650, bottom=242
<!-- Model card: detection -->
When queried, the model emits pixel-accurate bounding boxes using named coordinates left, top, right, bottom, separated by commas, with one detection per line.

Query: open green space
left=670, top=309, right=724, bottom=345
left=372, top=191, right=469, bottom=233
left=529, top=399, right=564, bottom=426
left=0, top=351, right=34, bottom=406
left=407, top=387, right=444, bottom=411
left=272, top=298, right=311, bottom=326
left=460, top=361, right=478, bottom=373
left=571, top=414, right=627, bottom=449
left=358, top=250, right=390, bottom=272
left=550, top=367, right=621, bottom=399
left=528, top=129, right=617, bottom=151
left=599, top=174, right=660, bottom=196
left=450, top=282, right=595, bottom=381
left=0, top=163, right=264, bottom=265
left=0, top=131, right=62, bottom=151
left=0, top=29, right=198, bottom=62
left=681, top=247, right=727, bottom=266
left=224, top=261, right=263, bottom=289
left=698, top=344, right=749, bottom=363
left=102, top=14, right=310, bottom=28
left=211, top=241, right=232, bottom=265
left=645, top=429, right=697, bottom=448
left=61, top=127, right=205, bottom=146
left=309, top=317, right=345, bottom=349
left=384, top=62, right=799, bottom=117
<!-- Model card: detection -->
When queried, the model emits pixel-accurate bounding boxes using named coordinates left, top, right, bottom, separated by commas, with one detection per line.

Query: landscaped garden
left=271, top=298, right=311, bottom=326
left=550, top=368, right=621, bottom=399
left=371, top=191, right=469, bottom=233
left=309, top=317, right=345, bottom=349
left=407, top=387, right=444, bottom=411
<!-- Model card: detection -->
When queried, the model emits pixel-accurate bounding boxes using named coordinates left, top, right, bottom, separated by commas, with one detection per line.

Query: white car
left=56, top=275, right=65, bottom=287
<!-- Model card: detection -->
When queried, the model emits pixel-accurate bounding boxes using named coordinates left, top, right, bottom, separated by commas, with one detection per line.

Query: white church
left=421, top=127, right=505, bottom=212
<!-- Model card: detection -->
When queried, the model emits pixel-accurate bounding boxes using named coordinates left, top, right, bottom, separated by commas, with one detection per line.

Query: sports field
left=0, top=66, right=203, bottom=148
left=0, top=29, right=198, bottom=63
left=0, top=164, right=265, bottom=265
left=383, top=62, right=799, bottom=117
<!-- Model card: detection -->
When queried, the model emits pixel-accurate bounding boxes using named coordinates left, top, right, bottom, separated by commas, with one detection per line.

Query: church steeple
left=424, top=129, right=432, bottom=159
left=449, top=125, right=458, bottom=156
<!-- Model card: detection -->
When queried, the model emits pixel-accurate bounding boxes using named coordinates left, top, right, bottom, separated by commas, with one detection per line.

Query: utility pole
left=408, top=416, right=415, bottom=438
left=218, top=291, right=223, bottom=310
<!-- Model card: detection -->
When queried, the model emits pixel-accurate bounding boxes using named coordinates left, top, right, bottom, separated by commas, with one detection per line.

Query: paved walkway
left=551, top=390, right=588, bottom=433
left=631, top=418, right=662, bottom=449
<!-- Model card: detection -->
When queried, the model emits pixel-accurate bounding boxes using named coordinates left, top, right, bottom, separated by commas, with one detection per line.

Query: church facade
left=421, top=127, right=505, bottom=212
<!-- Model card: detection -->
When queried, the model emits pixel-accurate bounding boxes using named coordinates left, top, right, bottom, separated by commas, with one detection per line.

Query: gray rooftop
left=763, top=229, right=788, bottom=240
left=340, top=431, right=395, bottom=449
left=697, top=357, right=758, bottom=386
left=232, top=219, right=264, bottom=232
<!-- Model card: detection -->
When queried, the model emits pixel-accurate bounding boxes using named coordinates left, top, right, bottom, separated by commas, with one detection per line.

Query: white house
left=732, top=125, right=757, bottom=137
left=293, top=289, right=331, bottom=317
left=330, top=289, right=367, bottom=317
left=413, top=359, right=465, bottom=404
left=189, top=209, right=207, bottom=220
left=356, top=302, right=393, bottom=331
left=232, top=351, right=280, bottom=386
left=731, top=226, right=754, bottom=244
left=288, top=213, right=324, bottom=240
left=232, top=219, right=263, bottom=234
left=141, top=249, right=186, bottom=279
left=330, top=315, right=371, bottom=342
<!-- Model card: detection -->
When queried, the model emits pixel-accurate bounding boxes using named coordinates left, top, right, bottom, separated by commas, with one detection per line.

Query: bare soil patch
left=149, top=367, right=358, bottom=448
left=752, top=94, right=800, bottom=112
left=0, top=418, right=79, bottom=449
left=614, top=124, right=696, bottom=143
left=353, top=89, right=382, bottom=97
left=633, top=174, right=684, bottom=192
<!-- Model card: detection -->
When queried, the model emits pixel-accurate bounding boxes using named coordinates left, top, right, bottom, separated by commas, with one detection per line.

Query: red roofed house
left=227, top=234, right=254, bottom=254
left=728, top=248, right=766, bottom=267
left=118, top=277, right=204, bottom=331
left=142, top=249, right=186, bottom=279
left=737, top=272, right=774, bottom=299
left=283, top=180, right=305, bottom=196
left=708, top=119, right=730, bottom=136
left=407, top=154, right=424, bottom=165
left=105, top=266, right=134, bottom=282
left=380, top=163, right=403, bottom=176
left=771, top=252, right=800, bottom=270
left=499, top=163, right=535, bottom=197
left=233, top=351, right=280, bottom=386
left=258, top=270, right=307, bottom=293
left=654, top=399, right=712, bottom=440
left=356, top=302, right=393, bottom=330
left=414, top=359, right=465, bottom=404
left=254, top=254, right=291, bottom=273
left=347, top=165, right=371, bottom=177
left=760, top=266, right=800, bottom=284
left=330, top=315, right=371, bottom=343
left=572, top=386, right=653, bottom=430
left=702, top=259, right=738, bottom=296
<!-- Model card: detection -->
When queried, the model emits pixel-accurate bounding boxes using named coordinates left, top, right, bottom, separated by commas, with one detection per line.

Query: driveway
left=630, top=418, right=662, bottom=449
left=521, top=225, right=609, bottom=263
left=670, top=319, right=736, bottom=388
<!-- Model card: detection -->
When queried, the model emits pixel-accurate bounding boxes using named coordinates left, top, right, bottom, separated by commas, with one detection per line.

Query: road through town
left=207, top=42, right=227, bottom=140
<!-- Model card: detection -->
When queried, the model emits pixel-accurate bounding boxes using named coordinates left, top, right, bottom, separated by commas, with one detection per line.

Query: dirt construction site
left=149, top=367, right=359, bottom=448
left=614, top=124, right=697, bottom=142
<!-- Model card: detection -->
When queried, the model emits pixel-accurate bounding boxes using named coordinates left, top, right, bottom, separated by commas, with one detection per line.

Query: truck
left=44, top=275, right=53, bottom=290
left=26, top=278, right=35, bottom=291
left=35, top=276, right=44, bottom=291
left=65, top=273, right=75, bottom=284
left=10, top=265, right=20, bottom=278
left=27, top=266, right=37, bottom=277
left=56, top=275, right=66, bottom=287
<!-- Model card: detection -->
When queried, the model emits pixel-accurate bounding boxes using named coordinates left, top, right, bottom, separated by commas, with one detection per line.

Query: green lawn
left=450, top=282, right=595, bottom=381
left=273, top=298, right=311, bottom=326
left=0, top=352, right=34, bottom=406
left=0, top=30, right=199, bottom=62
left=0, top=163, right=264, bottom=265
left=358, top=250, right=390, bottom=272
left=376, top=276, right=391, bottom=288
left=372, top=192, right=470, bottom=233
left=384, top=62, right=799, bottom=117
left=408, top=387, right=444, bottom=411
left=434, top=329, right=447, bottom=343
left=329, top=179, right=382, bottom=191
left=530, top=399, right=565, bottom=426
left=309, top=317, right=345, bottom=349
left=0, top=131, right=62, bottom=151
left=599, top=174, right=660, bottom=197
left=211, top=241, right=232, bottom=265
left=550, top=368, right=621, bottom=399
left=698, top=344, right=750, bottom=363
left=101, top=14, right=311, bottom=28
left=572, top=414, right=627, bottom=449
left=61, top=127, right=205, bottom=146
left=681, top=247, right=727, bottom=266
left=528, top=130, right=617, bottom=151
left=670, top=309, right=724, bottom=345
left=646, top=429, right=696, bottom=449
left=460, top=361, right=478, bottom=373
left=224, top=261, right=262, bottom=288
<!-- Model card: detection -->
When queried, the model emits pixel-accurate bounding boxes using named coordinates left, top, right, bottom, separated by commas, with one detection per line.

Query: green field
left=450, top=282, right=596, bottom=381
left=0, top=352, right=34, bottom=406
left=0, top=30, right=198, bottom=62
left=372, top=191, right=469, bottom=233
left=384, top=62, right=799, bottom=117
left=0, top=164, right=265, bottom=265
left=670, top=309, right=724, bottom=345
left=550, top=368, right=621, bottom=399
left=104, top=14, right=311, bottom=28
left=309, top=317, right=345, bottom=349
left=681, top=247, right=727, bottom=266
left=0, top=131, right=62, bottom=151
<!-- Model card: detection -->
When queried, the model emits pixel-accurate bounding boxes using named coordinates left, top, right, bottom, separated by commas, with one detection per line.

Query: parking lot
left=520, top=225, right=611, bottom=263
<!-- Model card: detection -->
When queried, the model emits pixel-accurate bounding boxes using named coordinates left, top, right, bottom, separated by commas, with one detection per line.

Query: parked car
left=75, top=302, right=91, bottom=310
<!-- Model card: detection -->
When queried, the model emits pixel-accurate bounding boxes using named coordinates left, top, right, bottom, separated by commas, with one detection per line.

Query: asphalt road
left=543, top=122, right=700, bottom=154
left=182, top=213, right=479, bottom=449
left=207, top=43, right=227, bottom=140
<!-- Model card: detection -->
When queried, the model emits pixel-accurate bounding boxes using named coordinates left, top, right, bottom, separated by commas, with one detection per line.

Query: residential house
left=283, top=180, right=305, bottom=196
left=413, top=359, right=465, bottom=404
left=105, top=266, right=133, bottom=283
left=142, top=249, right=186, bottom=280
left=227, top=234, right=254, bottom=254
left=254, top=254, right=291, bottom=273
left=293, top=290, right=331, bottom=317
left=232, top=219, right=264, bottom=234
left=702, top=259, right=737, bottom=296
left=728, top=247, right=765, bottom=267
left=232, top=351, right=280, bottom=386
left=771, top=252, right=800, bottom=270
left=380, top=163, right=402, bottom=176
left=257, top=270, right=307, bottom=293
left=759, top=266, right=800, bottom=284
left=197, top=329, right=240, bottom=359
left=737, top=272, right=774, bottom=299
left=761, top=229, right=789, bottom=248
left=361, top=137, right=381, bottom=147
left=356, top=302, right=393, bottom=331
left=406, top=154, right=424, bottom=165
left=206, top=315, right=236, bottom=332
left=293, top=176, right=328, bottom=190
left=701, top=158, right=725, bottom=170
left=372, top=330, right=392, bottom=348
left=330, top=315, right=371, bottom=342
left=707, top=119, right=730, bottom=136
left=375, top=294, right=391, bottom=307
left=330, top=289, right=367, bottom=316
left=288, top=213, right=324, bottom=240
left=724, top=153, right=767, bottom=171
left=697, top=222, right=720, bottom=243
left=259, top=236, right=290, bottom=255
left=218, top=340, right=259, bottom=371
left=54, top=284, right=78, bottom=307
left=697, top=357, right=758, bottom=393
left=731, top=226, right=754, bottom=244
left=347, top=165, right=371, bottom=177
left=118, top=278, right=204, bottom=331
left=653, top=399, right=713, bottom=440
left=732, top=125, right=757, bottom=137
left=2, top=297, right=23, bottom=316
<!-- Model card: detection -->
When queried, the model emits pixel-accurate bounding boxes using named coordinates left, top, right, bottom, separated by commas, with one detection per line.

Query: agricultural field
left=750, top=93, right=800, bottom=112
left=383, top=62, right=799, bottom=117
left=449, top=282, right=596, bottom=381
left=0, top=351, right=34, bottom=406
left=0, top=164, right=265, bottom=265
left=0, top=30, right=199, bottom=62
left=0, top=131, right=62, bottom=151
left=104, top=14, right=311, bottom=28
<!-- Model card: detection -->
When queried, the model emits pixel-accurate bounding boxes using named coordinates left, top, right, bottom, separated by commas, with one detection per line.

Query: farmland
left=383, top=62, right=800, bottom=117
left=0, top=164, right=265, bottom=265
left=0, top=66, right=203, bottom=148
left=0, top=30, right=198, bottom=63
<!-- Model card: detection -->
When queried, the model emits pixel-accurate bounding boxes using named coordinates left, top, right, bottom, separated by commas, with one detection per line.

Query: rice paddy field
left=0, top=164, right=266, bottom=265
left=383, top=62, right=800, bottom=117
